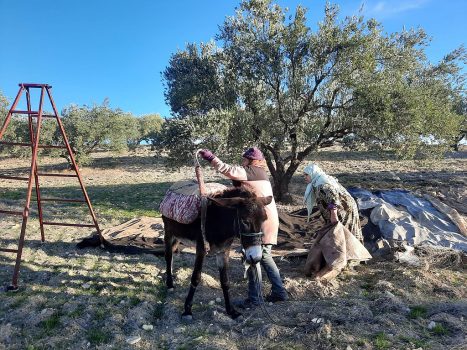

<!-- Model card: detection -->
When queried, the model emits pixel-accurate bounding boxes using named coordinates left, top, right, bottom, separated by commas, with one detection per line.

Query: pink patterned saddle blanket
left=159, top=180, right=227, bottom=224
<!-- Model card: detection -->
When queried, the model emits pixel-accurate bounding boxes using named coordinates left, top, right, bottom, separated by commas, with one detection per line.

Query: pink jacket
left=211, top=157, right=279, bottom=244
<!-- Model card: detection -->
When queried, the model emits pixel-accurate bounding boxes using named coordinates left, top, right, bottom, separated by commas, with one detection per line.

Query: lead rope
left=250, top=262, right=279, bottom=324
left=236, top=210, right=277, bottom=322
left=236, top=209, right=311, bottom=326
left=194, top=150, right=209, bottom=253
left=249, top=261, right=322, bottom=329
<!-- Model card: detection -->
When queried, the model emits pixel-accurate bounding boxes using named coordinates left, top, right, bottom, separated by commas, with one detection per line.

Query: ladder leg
left=33, top=165, right=45, bottom=242
left=9, top=214, right=29, bottom=290
left=9, top=87, right=46, bottom=289
left=0, top=86, right=24, bottom=139
left=45, top=87, right=103, bottom=244
left=26, top=88, right=45, bottom=242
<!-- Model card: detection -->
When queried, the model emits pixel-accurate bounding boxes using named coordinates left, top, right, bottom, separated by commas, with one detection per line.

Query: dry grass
left=0, top=148, right=466, bottom=349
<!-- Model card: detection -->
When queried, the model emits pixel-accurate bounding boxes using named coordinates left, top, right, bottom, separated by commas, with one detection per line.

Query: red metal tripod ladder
left=0, top=83, right=102, bottom=291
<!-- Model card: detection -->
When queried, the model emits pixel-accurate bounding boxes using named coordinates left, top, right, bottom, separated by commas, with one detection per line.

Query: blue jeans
left=247, top=244, right=287, bottom=304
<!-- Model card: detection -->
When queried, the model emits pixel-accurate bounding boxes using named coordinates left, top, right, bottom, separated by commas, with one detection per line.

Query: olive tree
left=0, top=90, right=7, bottom=118
left=0, top=90, right=58, bottom=157
left=136, top=114, right=164, bottom=150
left=59, top=100, right=139, bottom=164
left=161, top=0, right=465, bottom=201
left=163, top=42, right=236, bottom=117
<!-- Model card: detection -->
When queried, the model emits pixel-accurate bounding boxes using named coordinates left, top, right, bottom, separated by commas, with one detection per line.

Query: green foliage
left=374, top=332, right=391, bottom=349
left=163, top=42, right=236, bottom=117
left=353, top=49, right=465, bottom=158
left=409, top=305, right=428, bottom=319
left=0, top=90, right=8, bottom=120
left=431, top=323, right=449, bottom=336
left=0, top=117, right=59, bottom=157
left=160, top=0, right=466, bottom=201
left=59, top=100, right=139, bottom=164
left=118, top=113, right=140, bottom=151
left=155, top=109, right=241, bottom=166
left=0, top=91, right=59, bottom=157
left=137, top=113, right=164, bottom=149
left=86, top=328, right=110, bottom=345
left=40, top=312, right=61, bottom=333
left=0, top=91, right=162, bottom=162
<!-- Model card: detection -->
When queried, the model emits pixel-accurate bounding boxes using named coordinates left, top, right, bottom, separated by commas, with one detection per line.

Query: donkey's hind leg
left=182, top=237, right=206, bottom=320
left=164, top=225, right=179, bottom=290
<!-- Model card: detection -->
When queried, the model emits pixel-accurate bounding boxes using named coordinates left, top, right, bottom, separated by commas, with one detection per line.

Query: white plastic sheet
left=348, top=188, right=467, bottom=252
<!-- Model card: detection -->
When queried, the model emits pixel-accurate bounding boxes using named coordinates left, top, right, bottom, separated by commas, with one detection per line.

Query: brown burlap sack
left=304, top=222, right=372, bottom=277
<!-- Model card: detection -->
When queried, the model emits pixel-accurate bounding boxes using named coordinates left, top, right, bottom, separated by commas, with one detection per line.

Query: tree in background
left=129, top=114, right=164, bottom=150
left=163, top=42, right=236, bottom=118
left=161, top=0, right=465, bottom=201
left=0, top=91, right=7, bottom=118
left=0, top=90, right=58, bottom=157
left=59, top=100, right=139, bottom=165
left=350, top=46, right=466, bottom=157
left=0, top=91, right=164, bottom=163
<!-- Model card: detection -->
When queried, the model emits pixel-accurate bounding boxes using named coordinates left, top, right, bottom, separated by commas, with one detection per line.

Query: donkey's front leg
left=217, top=250, right=242, bottom=319
left=182, top=238, right=206, bottom=320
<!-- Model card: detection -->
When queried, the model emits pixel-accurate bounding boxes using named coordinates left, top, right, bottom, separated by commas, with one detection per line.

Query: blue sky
left=0, top=0, right=465, bottom=118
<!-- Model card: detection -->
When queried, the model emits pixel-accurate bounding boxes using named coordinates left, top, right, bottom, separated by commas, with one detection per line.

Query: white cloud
left=361, top=0, right=430, bottom=18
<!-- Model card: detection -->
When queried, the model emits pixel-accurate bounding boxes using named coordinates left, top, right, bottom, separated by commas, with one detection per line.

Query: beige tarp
left=304, top=222, right=372, bottom=278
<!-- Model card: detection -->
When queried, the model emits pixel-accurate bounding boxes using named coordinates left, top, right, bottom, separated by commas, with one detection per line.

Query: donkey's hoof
left=181, top=314, right=193, bottom=323
left=5, top=285, right=19, bottom=292
left=230, top=310, right=243, bottom=320
left=235, top=314, right=244, bottom=322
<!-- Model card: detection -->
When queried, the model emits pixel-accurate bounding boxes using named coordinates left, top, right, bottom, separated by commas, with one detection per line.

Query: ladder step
left=40, top=198, right=86, bottom=203
left=38, top=145, right=67, bottom=149
left=0, top=209, right=23, bottom=216
left=31, top=114, right=56, bottom=119
left=0, top=248, right=19, bottom=253
left=42, top=221, right=95, bottom=228
left=0, top=141, right=32, bottom=147
left=0, top=174, right=29, bottom=181
left=20, top=83, right=52, bottom=88
left=0, top=141, right=67, bottom=149
left=11, top=110, right=38, bottom=114
left=37, top=173, right=77, bottom=178
left=10, top=111, right=55, bottom=118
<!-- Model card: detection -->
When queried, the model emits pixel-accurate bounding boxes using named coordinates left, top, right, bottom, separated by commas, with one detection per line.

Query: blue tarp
left=348, top=188, right=467, bottom=252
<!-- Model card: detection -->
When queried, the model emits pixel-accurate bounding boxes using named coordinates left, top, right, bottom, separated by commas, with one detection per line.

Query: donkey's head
left=209, top=188, right=272, bottom=252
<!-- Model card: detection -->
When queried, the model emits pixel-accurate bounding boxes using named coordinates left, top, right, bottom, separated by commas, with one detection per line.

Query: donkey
left=162, top=186, right=272, bottom=320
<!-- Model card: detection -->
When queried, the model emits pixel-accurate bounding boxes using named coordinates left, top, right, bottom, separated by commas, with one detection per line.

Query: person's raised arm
left=199, top=149, right=247, bottom=181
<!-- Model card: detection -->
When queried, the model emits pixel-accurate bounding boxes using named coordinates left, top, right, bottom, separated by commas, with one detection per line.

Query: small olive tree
left=138, top=114, right=164, bottom=150
left=0, top=90, right=58, bottom=157
left=59, top=100, right=139, bottom=165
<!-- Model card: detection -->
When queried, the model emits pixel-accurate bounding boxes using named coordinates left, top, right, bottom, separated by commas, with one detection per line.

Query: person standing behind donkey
left=199, top=147, right=288, bottom=308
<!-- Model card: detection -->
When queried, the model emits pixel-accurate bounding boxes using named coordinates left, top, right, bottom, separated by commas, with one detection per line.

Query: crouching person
left=302, top=163, right=371, bottom=280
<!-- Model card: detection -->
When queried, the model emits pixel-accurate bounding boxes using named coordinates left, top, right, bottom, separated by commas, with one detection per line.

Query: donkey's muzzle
left=243, top=245, right=262, bottom=264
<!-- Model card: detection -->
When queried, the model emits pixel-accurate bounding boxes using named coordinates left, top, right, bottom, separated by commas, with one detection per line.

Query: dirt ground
left=0, top=148, right=466, bottom=350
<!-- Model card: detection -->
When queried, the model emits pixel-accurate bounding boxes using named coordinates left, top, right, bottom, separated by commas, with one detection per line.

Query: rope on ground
left=246, top=264, right=321, bottom=331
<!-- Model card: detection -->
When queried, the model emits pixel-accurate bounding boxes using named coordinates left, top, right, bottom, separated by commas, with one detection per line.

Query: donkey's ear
left=257, top=196, right=273, bottom=206
left=208, top=197, right=244, bottom=208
